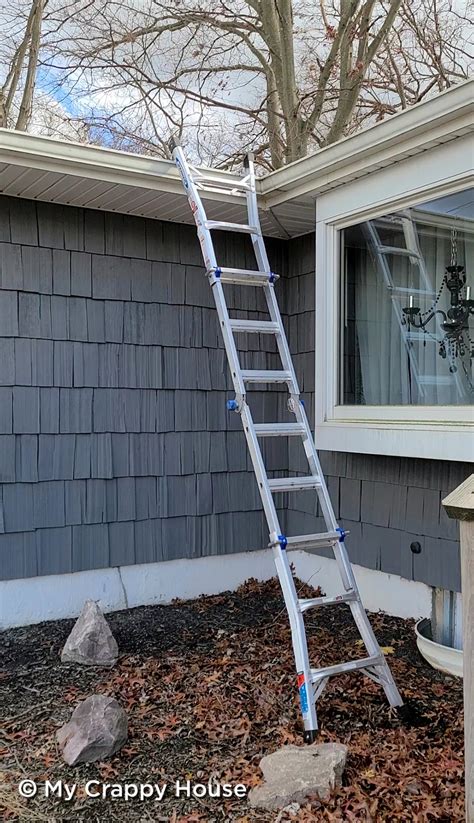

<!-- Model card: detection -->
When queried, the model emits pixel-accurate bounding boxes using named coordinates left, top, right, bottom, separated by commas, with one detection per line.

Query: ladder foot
left=303, top=729, right=318, bottom=744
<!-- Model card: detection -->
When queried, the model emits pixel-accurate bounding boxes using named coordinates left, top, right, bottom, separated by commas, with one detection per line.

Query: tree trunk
left=16, top=0, right=45, bottom=131
left=322, top=0, right=403, bottom=146
left=265, top=73, right=285, bottom=169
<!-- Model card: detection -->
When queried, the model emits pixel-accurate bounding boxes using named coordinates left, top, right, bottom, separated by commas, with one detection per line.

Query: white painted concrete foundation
left=0, top=549, right=432, bottom=629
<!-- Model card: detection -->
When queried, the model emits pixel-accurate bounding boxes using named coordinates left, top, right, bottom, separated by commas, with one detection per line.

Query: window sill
left=332, top=405, right=473, bottom=424
left=315, top=416, right=473, bottom=462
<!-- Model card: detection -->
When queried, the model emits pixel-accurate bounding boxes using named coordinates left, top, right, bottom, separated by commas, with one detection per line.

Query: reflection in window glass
left=340, top=189, right=474, bottom=406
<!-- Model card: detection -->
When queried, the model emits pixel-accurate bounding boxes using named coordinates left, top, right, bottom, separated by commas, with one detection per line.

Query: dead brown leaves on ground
left=0, top=577, right=465, bottom=821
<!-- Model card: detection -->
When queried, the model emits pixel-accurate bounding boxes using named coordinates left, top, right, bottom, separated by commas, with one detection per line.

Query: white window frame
left=314, top=136, right=474, bottom=462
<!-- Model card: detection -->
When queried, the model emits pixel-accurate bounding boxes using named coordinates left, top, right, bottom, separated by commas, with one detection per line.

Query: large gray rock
left=57, top=695, right=128, bottom=765
left=61, top=600, right=118, bottom=667
left=248, top=743, right=348, bottom=810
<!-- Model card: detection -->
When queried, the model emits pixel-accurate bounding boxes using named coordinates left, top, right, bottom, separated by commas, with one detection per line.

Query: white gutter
left=261, top=79, right=474, bottom=208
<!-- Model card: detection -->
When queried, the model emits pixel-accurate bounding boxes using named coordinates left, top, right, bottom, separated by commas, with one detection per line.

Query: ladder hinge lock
left=277, top=534, right=288, bottom=549
left=336, top=527, right=346, bottom=542
left=269, top=272, right=276, bottom=283
left=214, top=267, right=221, bottom=278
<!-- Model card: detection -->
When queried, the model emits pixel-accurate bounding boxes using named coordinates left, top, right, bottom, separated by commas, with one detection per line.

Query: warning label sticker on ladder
left=297, top=673, right=309, bottom=714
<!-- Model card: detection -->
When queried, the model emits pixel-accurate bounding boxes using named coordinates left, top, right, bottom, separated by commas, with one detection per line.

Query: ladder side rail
left=173, top=147, right=247, bottom=400
left=272, top=545, right=319, bottom=734
left=400, top=212, right=432, bottom=288
left=245, top=153, right=354, bottom=592
left=244, top=157, right=308, bottom=402
left=348, top=598, right=403, bottom=705
left=211, top=280, right=248, bottom=400
left=206, top=153, right=299, bottom=399
left=290, top=399, right=357, bottom=594
left=263, top=283, right=304, bottom=396
left=291, top=397, right=338, bottom=532
left=261, top=275, right=356, bottom=595
left=402, top=210, right=465, bottom=399
left=245, top=155, right=272, bottom=273
left=238, top=399, right=282, bottom=539
left=244, top=172, right=307, bottom=395
left=173, top=145, right=219, bottom=273
left=242, top=153, right=318, bottom=735
left=364, top=221, right=427, bottom=399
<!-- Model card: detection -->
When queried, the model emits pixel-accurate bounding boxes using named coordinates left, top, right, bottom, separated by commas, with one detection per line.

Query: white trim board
left=0, top=551, right=431, bottom=629
left=314, top=135, right=474, bottom=461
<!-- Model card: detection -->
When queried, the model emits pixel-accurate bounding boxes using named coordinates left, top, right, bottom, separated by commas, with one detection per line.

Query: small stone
left=56, top=695, right=128, bottom=765
left=248, top=743, right=348, bottom=810
left=61, top=600, right=118, bottom=667
left=282, top=802, right=301, bottom=816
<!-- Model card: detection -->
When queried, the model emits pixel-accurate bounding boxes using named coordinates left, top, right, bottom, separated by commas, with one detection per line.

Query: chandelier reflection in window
left=402, top=229, right=473, bottom=373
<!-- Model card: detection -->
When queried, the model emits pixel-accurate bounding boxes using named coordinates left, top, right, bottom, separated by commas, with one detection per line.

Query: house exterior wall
left=0, top=197, right=469, bottom=595
left=286, top=235, right=470, bottom=593
left=0, top=196, right=288, bottom=581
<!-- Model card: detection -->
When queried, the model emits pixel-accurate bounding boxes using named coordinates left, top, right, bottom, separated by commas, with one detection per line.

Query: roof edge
left=260, top=79, right=474, bottom=207
left=0, top=80, right=471, bottom=218
left=0, top=128, right=244, bottom=198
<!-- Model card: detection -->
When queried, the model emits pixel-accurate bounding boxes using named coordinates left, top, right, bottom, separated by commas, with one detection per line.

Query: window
left=340, top=190, right=474, bottom=407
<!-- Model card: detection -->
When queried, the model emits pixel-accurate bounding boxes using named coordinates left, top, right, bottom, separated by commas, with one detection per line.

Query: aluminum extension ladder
left=172, top=143, right=403, bottom=741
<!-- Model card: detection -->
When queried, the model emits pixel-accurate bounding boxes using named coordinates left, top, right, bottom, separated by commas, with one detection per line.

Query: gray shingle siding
left=0, top=195, right=286, bottom=580
left=0, top=197, right=469, bottom=593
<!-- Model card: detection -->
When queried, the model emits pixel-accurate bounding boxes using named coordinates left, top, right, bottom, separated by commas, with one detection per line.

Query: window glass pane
left=340, top=189, right=474, bottom=406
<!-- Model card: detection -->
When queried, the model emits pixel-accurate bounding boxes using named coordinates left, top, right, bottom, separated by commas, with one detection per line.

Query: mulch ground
left=0, top=577, right=465, bottom=822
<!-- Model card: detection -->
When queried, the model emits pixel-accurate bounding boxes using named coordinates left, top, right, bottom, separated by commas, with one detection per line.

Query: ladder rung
left=389, top=286, right=436, bottom=298
left=214, top=268, right=278, bottom=285
left=254, top=423, right=305, bottom=437
left=230, top=319, right=280, bottom=334
left=268, top=476, right=321, bottom=492
left=205, top=220, right=258, bottom=234
left=376, top=245, right=421, bottom=258
left=241, top=369, right=292, bottom=384
left=195, top=175, right=250, bottom=191
left=298, top=592, right=357, bottom=612
left=311, top=655, right=384, bottom=683
left=196, top=184, right=248, bottom=197
left=285, top=531, right=343, bottom=550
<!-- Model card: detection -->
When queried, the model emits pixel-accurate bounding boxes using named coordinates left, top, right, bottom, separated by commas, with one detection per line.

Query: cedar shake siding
left=0, top=196, right=287, bottom=579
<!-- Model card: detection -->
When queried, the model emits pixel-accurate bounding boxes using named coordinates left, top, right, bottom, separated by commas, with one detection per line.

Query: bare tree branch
left=0, top=0, right=470, bottom=166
